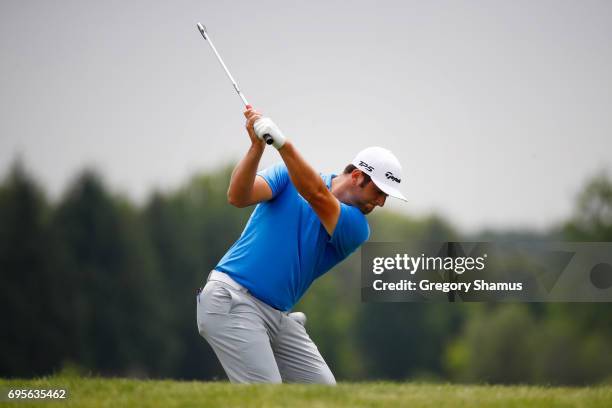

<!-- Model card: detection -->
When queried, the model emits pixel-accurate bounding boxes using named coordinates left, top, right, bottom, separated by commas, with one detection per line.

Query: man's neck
left=331, top=174, right=353, bottom=205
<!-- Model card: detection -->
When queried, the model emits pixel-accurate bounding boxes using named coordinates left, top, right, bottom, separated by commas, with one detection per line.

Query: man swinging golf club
left=196, top=108, right=407, bottom=384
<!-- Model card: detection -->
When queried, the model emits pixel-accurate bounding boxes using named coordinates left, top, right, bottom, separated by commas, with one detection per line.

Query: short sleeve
left=328, top=203, right=370, bottom=258
left=257, top=162, right=290, bottom=198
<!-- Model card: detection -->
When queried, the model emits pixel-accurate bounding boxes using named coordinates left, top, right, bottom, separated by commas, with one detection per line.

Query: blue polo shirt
left=215, top=162, right=370, bottom=311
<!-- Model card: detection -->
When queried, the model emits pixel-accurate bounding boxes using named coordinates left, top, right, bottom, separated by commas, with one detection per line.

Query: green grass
left=0, top=378, right=611, bottom=407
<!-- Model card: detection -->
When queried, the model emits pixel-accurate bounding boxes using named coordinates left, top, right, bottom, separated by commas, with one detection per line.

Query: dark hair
left=343, top=164, right=371, bottom=188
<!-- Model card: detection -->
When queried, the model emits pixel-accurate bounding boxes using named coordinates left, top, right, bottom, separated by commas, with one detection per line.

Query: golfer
left=197, top=108, right=407, bottom=384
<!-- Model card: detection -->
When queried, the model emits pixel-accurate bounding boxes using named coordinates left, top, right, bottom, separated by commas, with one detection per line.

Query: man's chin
left=360, top=205, right=374, bottom=215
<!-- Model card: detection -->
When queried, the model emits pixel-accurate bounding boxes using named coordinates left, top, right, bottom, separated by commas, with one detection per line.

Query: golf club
left=196, top=22, right=274, bottom=145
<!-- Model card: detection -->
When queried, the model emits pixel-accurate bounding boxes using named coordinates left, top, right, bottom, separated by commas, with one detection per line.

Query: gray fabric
left=196, top=279, right=336, bottom=385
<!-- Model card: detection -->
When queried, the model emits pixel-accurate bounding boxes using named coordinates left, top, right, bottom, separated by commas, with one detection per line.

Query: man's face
left=353, top=174, right=388, bottom=214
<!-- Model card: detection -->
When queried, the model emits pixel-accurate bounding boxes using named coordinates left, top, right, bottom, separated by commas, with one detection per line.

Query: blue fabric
left=215, top=162, right=370, bottom=311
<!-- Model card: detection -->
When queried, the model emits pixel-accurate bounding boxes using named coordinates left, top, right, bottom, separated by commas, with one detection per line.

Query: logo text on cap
left=358, top=161, right=374, bottom=172
left=385, top=172, right=401, bottom=183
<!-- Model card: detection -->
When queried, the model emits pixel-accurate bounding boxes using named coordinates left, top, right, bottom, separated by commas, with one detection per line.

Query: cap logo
left=358, top=161, right=374, bottom=172
left=385, top=171, right=401, bottom=183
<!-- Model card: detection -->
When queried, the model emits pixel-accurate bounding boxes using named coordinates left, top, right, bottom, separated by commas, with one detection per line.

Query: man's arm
left=246, top=108, right=341, bottom=234
left=277, top=141, right=341, bottom=235
left=226, top=145, right=272, bottom=207
left=226, top=110, right=273, bottom=208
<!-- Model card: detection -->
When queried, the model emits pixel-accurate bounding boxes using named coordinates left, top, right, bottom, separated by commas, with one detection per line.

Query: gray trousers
left=196, top=277, right=336, bottom=384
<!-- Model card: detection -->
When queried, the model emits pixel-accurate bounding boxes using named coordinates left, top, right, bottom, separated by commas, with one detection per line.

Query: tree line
left=1, top=161, right=611, bottom=384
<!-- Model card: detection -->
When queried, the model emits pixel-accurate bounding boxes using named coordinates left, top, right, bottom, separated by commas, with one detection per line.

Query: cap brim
left=371, top=177, right=408, bottom=202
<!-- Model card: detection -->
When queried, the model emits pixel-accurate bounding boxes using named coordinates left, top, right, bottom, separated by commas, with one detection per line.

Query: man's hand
left=244, top=108, right=265, bottom=147
left=254, top=117, right=286, bottom=149
left=244, top=107, right=287, bottom=149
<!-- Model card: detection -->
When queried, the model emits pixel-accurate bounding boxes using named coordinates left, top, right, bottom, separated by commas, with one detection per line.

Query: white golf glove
left=254, top=117, right=286, bottom=149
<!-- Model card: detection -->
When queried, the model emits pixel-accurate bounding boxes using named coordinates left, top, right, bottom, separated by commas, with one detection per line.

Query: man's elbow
left=227, top=191, right=248, bottom=208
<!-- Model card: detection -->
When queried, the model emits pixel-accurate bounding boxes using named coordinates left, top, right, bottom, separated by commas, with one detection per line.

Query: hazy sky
left=1, top=0, right=611, bottom=232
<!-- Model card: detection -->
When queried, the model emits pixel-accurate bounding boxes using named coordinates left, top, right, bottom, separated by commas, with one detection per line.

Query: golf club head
left=197, top=23, right=207, bottom=40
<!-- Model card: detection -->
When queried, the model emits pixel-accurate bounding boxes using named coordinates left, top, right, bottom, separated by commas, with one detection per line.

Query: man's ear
left=351, top=169, right=362, bottom=186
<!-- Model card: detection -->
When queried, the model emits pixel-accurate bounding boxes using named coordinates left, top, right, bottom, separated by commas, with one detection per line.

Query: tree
left=0, top=162, right=70, bottom=376
left=564, top=171, right=612, bottom=241
left=53, top=170, right=169, bottom=376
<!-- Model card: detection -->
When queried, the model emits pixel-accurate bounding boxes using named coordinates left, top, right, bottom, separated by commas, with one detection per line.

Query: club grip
left=263, top=134, right=274, bottom=145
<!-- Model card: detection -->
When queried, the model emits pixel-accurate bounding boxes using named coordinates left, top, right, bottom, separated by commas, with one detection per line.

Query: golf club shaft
left=197, top=23, right=249, bottom=107
left=196, top=22, right=273, bottom=145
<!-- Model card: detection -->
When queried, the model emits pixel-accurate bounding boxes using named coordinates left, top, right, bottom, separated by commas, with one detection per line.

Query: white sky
left=1, top=0, right=611, bottom=232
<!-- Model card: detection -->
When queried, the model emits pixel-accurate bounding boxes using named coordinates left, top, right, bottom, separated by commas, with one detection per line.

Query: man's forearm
left=278, top=141, right=327, bottom=202
left=227, top=143, right=265, bottom=205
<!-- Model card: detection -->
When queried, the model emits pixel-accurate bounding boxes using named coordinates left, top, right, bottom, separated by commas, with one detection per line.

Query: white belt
left=208, top=270, right=248, bottom=293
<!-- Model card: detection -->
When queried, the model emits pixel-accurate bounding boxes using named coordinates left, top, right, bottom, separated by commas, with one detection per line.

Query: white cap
left=351, top=146, right=408, bottom=201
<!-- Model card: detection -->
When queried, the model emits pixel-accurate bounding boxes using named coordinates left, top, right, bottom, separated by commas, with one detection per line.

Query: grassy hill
left=1, top=378, right=611, bottom=407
